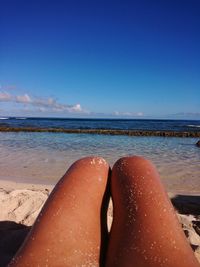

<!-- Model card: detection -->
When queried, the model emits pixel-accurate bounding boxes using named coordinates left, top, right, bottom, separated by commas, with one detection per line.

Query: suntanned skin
left=8, top=156, right=199, bottom=267
left=8, top=156, right=110, bottom=267
left=105, top=156, right=200, bottom=267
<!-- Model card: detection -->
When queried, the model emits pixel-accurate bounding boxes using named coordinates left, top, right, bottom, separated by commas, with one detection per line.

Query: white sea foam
left=0, top=117, right=9, bottom=120
left=187, top=125, right=200, bottom=128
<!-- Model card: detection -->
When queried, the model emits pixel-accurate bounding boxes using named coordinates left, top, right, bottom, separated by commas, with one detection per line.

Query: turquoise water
left=0, top=132, right=199, bottom=193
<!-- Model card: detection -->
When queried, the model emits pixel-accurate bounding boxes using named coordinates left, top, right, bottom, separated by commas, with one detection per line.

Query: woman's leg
left=9, top=156, right=110, bottom=267
left=106, top=156, right=199, bottom=267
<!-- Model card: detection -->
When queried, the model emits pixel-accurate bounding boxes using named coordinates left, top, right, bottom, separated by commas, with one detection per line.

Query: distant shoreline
left=0, top=126, right=200, bottom=137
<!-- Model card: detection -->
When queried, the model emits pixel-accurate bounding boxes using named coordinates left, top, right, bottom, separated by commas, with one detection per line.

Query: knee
left=113, top=156, right=153, bottom=172
left=72, top=156, right=109, bottom=169
left=65, top=157, right=110, bottom=183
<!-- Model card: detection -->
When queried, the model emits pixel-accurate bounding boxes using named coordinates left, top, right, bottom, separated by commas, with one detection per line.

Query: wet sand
left=0, top=179, right=200, bottom=266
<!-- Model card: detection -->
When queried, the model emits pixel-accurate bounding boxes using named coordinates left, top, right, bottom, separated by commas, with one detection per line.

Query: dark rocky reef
left=0, top=126, right=200, bottom=137
left=196, top=140, right=200, bottom=147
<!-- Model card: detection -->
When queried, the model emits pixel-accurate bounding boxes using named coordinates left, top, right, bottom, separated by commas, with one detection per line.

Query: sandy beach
left=0, top=179, right=200, bottom=267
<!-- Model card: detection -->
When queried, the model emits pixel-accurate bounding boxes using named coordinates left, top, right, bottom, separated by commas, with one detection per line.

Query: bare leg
left=106, top=156, right=199, bottom=267
left=9, top=156, right=110, bottom=267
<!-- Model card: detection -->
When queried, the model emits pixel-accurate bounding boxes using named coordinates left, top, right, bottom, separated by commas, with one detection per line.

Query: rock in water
left=196, top=140, right=200, bottom=147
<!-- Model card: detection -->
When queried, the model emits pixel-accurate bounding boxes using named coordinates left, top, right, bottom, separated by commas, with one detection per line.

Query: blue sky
left=0, top=0, right=200, bottom=119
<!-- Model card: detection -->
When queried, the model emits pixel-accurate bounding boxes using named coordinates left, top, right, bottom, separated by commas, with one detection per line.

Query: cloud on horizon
left=113, top=111, right=144, bottom=117
left=0, top=91, right=84, bottom=114
left=1, top=90, right=199, bottom=119
left=168, top=112, right=200, bottom=118
left=0, top=89, right=144, bottom=118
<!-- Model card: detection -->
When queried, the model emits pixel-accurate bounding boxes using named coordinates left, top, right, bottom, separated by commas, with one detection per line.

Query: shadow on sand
left=171, top=195, right=200, bottom=215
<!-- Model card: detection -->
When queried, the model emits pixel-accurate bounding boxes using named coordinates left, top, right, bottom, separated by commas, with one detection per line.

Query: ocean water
left=1, top=117, right=200, bottom=132
left=0, top=129, right=199, bottom=193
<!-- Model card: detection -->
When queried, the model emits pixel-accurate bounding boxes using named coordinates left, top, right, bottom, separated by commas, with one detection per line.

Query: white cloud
left=0, top=88, right=145, bottom=118
left=0, top=92, right=13, bottom=101
left=136, top=112, right=144, bottom=116
left=0, top=91, right=85, bottom=114
left=167, top=112, right=200, bottom=119
left=113, top=111, right=144, bottom=117
left=173, top=112, right=200, bottom=117
left=69, top=104, right=82, bottom=112
left=38, top=107, right=47, bottom=112
left=16, top=94, right=31, bottom=103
